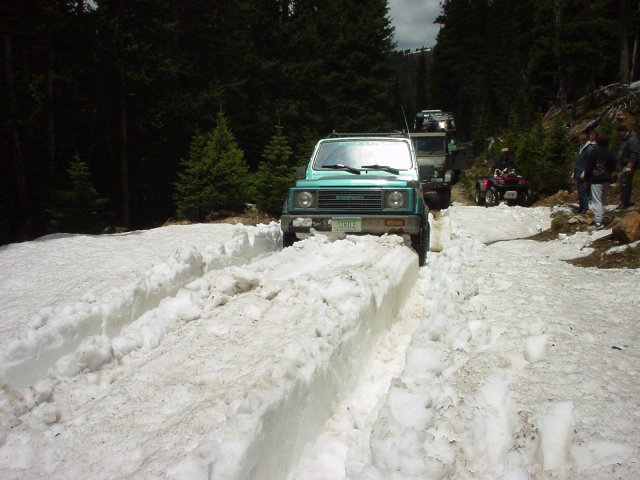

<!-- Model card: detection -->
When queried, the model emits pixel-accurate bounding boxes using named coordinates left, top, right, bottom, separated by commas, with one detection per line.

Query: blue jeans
left=576, top=171, right=590, bottom=211
left=620, top=169, right=635, bottom=207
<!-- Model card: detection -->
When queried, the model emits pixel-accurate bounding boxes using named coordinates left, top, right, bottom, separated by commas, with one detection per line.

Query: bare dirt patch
left=528, top=181, right=640, bottom=269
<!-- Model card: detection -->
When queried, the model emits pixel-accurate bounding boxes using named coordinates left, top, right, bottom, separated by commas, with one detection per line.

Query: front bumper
left=280, top=214, right=421, bottom=235
left=422, top=180, right=451, bottom=192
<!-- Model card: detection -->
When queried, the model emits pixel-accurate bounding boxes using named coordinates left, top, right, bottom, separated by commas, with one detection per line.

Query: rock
left=612, top=211, right=640, bottom=243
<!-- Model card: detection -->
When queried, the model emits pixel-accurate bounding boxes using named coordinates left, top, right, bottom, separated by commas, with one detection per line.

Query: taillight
left=482, top=179, right=490, bottom=188
left=518, top=178, right=526, bottom=185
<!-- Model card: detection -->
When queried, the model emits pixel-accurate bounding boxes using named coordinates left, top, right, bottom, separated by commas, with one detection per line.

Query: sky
left=388, top=0, right=442, bottom=51
left=1, top=203, right=639, bottom=479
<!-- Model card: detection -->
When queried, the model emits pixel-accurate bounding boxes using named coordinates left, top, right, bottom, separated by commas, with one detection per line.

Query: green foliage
left=2, top=0, right=635, bottom=243
left=428, top=0, right=621, bottom=142
left=174, top=112, right=252, bottom=221
left=252, top=126, right=297, bottom=216
left=504, top=116, right=573, bottom=195
left=47, top=156, right=111, bottom=233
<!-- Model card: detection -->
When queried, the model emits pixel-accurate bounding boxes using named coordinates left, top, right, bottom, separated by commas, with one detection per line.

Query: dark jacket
left=575, top=142, right=594, bottom=174
left=583, top=145, right=615, bottom=184
left=492, top=155, right=515, bottom=172
left=618, top=131, right=640, bottom=171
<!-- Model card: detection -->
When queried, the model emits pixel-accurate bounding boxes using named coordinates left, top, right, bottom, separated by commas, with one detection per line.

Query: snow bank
left=362, top=205, right=639, bottom=479
left=0, top=223, right=282, bottom=390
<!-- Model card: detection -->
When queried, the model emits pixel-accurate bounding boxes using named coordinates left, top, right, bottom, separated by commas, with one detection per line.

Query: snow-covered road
left=1, top=205, right=639, bottom=479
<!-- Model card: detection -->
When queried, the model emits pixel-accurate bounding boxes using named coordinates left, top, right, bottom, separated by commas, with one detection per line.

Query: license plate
left=331, top=217, right=361, bottom=232
left=431, top=178, right=444, bottom=183
left=504, top=191, right=517, bottom=199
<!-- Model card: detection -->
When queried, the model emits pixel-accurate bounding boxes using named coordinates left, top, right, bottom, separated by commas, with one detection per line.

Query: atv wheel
left=474, top=186, right=484, bottom=205
left=282, top=232, right=298, bottom=248
left=484, top=189, right=497, bottom=207
left=411, top=222, right=430, bottom=267
left=520, top=188, right=532, bottom=206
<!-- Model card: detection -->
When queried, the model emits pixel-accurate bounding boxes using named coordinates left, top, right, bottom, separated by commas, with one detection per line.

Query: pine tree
left=253, top=126, right=296, bottom=216
left=174, top=112, right=252, bottom=221
left=48, top=155, right=111, bottom=233
left=509, top=116, right=573, bottom=195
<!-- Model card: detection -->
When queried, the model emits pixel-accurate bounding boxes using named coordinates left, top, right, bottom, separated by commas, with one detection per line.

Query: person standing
left=616, top=124, right=640, bottom=209
left=574, top=132, right=594, bottom=213
left=583, top=133, right=615, bottom=228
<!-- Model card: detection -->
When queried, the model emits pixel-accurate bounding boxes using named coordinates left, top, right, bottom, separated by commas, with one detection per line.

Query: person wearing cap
left=492, top=147, right=516, bottom=175
left=616, top=124, right=639, bottom=209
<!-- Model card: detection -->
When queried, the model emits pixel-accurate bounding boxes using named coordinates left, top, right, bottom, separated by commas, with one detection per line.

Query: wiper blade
left=322, top=163, right=361, bottom=175
left=361, top=164, right=400, bottom=175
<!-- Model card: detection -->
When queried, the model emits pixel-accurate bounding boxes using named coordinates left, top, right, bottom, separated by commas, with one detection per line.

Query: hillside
left=456, top=82, right=640, bottom=269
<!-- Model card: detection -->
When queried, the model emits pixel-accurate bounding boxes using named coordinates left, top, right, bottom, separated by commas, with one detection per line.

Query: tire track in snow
left=287, top=269, right=432, bottom=480
left=0, top=234, right=420, bottom=479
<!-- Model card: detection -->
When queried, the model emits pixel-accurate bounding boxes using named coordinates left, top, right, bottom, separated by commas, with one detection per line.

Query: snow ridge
left=169, top=235, right=419, bottom=479
left=0, top=223, right=282, bottom=391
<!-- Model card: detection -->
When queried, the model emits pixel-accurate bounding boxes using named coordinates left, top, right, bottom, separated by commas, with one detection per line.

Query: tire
left=474, top=186, right=484, bottom=205
left=411, top=221, right=430, bottom=267
left=282, top=231, right=298, bottom=248
left=484, top=189, right=497, bottom=207
left=439, top=187, right=451, bottom=209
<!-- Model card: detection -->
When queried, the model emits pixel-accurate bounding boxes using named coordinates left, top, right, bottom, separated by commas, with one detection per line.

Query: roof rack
left=325, top=130, right=409, bottom=138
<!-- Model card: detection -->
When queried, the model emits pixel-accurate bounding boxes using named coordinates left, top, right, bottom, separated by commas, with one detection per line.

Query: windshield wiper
left=361, top=164, right=400, bottom=175
left=322, top=163, right=361, bottom=175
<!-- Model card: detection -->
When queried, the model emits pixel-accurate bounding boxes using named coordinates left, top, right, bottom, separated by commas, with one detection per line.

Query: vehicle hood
left=295, top=176, right=414, bottom=188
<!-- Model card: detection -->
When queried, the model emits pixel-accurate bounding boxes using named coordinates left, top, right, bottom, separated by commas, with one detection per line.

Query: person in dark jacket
left=616, top=124, right=640, bottom=209
left=492, top=147, right=516, bottom=175
left=583, top=133, right=615, bottom=228
left=574, top=132, right=595, bottom=213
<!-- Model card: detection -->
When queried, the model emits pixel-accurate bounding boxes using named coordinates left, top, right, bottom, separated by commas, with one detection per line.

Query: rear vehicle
left=411, top=110, right=474, bottom=209
left=280, top=133, right=430, bottom=266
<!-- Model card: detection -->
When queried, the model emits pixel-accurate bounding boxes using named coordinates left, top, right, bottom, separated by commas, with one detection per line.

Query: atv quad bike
left=474, top=169, right=533, bottom=207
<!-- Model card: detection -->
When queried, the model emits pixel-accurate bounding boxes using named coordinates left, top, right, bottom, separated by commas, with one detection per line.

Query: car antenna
left=401, top=105, right=410, bottom=134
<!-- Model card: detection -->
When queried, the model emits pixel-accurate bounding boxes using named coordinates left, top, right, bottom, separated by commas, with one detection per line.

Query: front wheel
left=282, top=231, right=298, bottom=248
left=474, top=186, right=484, bottom=205
left=439, top=187, right=452, bottom=209
left=411, top=222, right=430, bottom=267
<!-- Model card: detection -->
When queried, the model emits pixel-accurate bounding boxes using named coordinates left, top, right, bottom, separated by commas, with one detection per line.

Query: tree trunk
left=116, top=0, right=130, bottom=228
left=45, top=30, right=56, bottom=182
left=119, top=80, right=130, bottom=228
left=555, top=0, right=569, bottom=121
left=621, top=0, right=631, bottom=83
left=632, top=0, right=640, bottom=81
left=2, top=21, right=29, bottom=237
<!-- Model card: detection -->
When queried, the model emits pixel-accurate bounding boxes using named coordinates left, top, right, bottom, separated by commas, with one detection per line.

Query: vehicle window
left=414, top=137, right=446, bottom=155
left=313, top=141, right=413, bottom=170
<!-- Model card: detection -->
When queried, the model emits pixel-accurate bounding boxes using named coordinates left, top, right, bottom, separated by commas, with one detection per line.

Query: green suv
left=280, top=133, right=430, bottom=266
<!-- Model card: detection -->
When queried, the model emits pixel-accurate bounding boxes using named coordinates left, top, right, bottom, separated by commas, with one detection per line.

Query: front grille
left=317, top=189, right=383, bottom=210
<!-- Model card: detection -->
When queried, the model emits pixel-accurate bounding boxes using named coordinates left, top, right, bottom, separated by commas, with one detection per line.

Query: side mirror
left=296, top=165, right=307, bottom=179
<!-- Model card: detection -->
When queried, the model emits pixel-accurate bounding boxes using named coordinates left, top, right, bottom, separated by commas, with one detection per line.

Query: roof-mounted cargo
left=414, top=110, right=456, bottom=132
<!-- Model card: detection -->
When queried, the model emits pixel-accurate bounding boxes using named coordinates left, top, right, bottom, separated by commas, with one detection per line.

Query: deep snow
left=0, top=204, right=638, bottom=479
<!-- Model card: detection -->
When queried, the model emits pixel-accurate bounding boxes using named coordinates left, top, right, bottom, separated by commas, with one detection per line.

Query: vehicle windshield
left=413, top=137, right=446, bottom=155
left=313, top=140, right=413, bottom=171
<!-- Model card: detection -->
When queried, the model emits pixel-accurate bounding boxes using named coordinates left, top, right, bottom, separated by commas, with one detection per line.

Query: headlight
left=444, top=171, right=453, bottom=182
left=385, top=190, right=406, bottom=209
left=294, top=191, right=315, bottom=208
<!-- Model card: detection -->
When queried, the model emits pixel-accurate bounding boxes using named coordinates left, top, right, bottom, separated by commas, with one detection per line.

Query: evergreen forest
left=1, top=0, right=638, bottom=244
